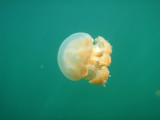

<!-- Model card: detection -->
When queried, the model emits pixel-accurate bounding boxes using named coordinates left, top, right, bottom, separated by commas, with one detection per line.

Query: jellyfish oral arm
left=85, top=36, right=112, bottom=85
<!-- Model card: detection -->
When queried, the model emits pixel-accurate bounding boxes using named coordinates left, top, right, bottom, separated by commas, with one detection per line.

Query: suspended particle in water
left=40, top=65, right=44, bottom=69
left=57, top=32, right=112, bottom=86
left=155, top=90, right=160, bottom=97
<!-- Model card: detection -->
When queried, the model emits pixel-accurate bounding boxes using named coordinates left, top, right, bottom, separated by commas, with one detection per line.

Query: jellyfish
left=57, top=32, right=112, bottom=85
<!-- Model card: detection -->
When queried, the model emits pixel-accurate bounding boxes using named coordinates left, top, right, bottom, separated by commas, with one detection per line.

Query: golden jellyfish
left=57, top=33, right=112, bottom=86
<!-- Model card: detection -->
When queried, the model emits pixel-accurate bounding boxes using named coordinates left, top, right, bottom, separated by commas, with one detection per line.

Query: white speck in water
left=40, top=65, right=44, bottom=69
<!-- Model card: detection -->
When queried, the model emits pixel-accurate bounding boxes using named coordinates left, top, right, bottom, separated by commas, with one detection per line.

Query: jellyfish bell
left=57, top=32, right=112, bottom=85
left=58, top=33, right=93, bottom=81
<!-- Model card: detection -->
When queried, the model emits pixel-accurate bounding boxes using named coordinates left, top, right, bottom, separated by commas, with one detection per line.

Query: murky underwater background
left=1, top=0, right=160, bottom=120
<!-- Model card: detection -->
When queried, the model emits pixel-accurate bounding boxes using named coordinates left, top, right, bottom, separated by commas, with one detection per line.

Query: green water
left=1, top=0, right=160, bottom=120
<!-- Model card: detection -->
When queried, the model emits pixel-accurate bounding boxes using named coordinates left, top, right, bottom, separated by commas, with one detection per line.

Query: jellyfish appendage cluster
left=58, top=32, right=112, bottom=86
